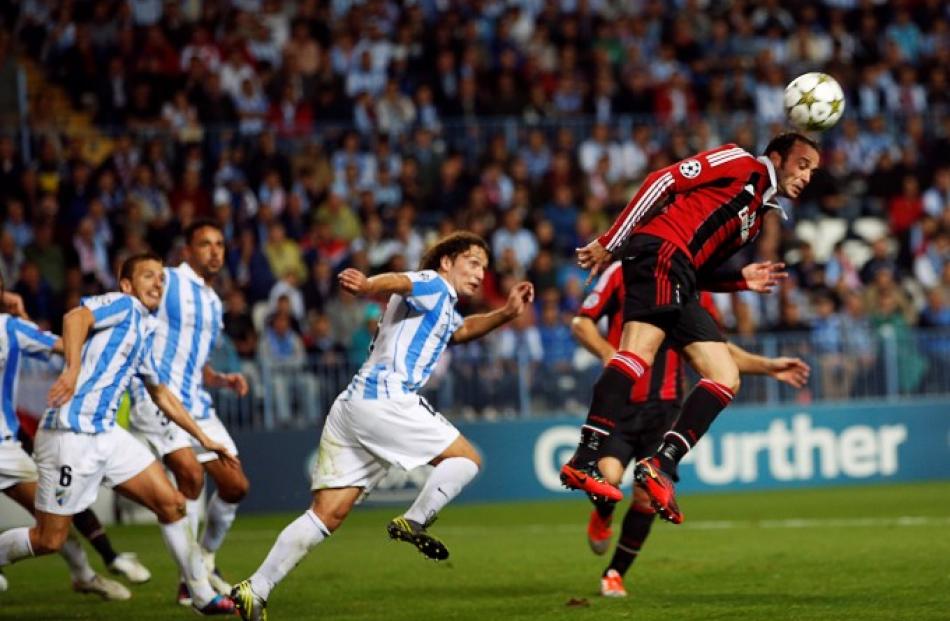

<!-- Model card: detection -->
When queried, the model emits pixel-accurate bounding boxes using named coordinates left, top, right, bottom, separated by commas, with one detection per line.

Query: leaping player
left=231, top=232, right=534, bottom=621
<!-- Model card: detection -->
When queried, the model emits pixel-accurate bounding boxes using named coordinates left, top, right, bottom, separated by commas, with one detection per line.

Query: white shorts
left=0, top=442, right=38, bottom=491
left=128, top=399, right=192, bottom=458
left=311, top=394, right=459, bottom=492
left=189, top=413, right=239, bottom=464
left=33, top=426, right=155, bottom=515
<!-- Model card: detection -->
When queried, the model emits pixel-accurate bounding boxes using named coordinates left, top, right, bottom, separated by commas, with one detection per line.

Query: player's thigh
left=310, top=487, right=363, bottom=532
left=115, top=460, right=185, bottom=523
left=203, top=456, right=249, bottom=503
left=682, top=340, right=740, bottom=392
left=163, top=446, right=205, bottom=499
left=432, top=433, right=481, bottom=468
left=2, top=480, right=37, bottom=514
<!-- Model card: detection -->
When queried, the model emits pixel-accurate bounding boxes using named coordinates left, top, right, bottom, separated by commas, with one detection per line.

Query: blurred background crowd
left=0, top=0, right=949, bottom=424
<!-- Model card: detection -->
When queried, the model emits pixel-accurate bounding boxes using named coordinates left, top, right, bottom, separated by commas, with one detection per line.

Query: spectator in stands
left=259, top=308, right=320, bottom=428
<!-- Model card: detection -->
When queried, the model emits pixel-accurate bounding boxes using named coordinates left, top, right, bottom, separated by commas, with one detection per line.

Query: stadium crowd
left=0, top=0, right=949, bottom=420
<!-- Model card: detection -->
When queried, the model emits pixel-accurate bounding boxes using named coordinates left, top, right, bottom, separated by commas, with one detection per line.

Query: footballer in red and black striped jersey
left=573, top=260, right=810, bottom=597
left=562, top=133, right=821, bottom=523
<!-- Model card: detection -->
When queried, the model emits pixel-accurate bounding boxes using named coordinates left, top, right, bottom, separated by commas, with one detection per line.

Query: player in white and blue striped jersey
left=0, top=280, right=135, bottom=599
left=126, top=220, right=249, bottom=602
left=232, top=232, right=534, bottom=621
left=0, top=253, right=238, bottom=615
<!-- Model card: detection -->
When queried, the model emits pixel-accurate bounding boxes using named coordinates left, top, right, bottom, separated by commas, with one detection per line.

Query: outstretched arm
left=146, top=383, right=240, bottom=468
left=338, top=268, right=412, bottom=297
left=47, top=307, right=95, bottom=407
left=452, top=282, right=535, bottom=344
left=728, top=342, right=810, bottom=388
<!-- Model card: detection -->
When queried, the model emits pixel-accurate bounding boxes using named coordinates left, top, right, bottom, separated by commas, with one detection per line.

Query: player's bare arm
left=145, top=382, right=240, bottom=468
left=47, top=306, right=95, bottom=407
left=338, top=268, right=413, bottom=297
left=202, top=364, right=249, bottom=396
left=726, top=342, right=811, bottom=388
left=452, top=282, right=535, bottom=344
left=570, top=316, right=616, bottom=363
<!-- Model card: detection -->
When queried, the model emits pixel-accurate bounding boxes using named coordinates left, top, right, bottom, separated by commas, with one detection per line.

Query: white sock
left=404, top=457, right=479, bottom=525
left=0, top=527, right=33, bottom=566
left=160, top=518, right=216, bottom=607
left=185, top=498, right=202, bottom=539
left=249, top=510, right=328, bottom=601
left=60, top=533, right=97, bottom=583
left=201, top=492, right=239, bottom=554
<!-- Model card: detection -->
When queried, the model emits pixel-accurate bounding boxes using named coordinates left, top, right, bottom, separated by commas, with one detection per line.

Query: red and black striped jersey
left=578, top=261, right=720, bottom=405
left=597, top=144, right=780, bottom=290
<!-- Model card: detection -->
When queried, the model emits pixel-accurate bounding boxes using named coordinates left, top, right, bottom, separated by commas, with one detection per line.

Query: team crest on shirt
left=582, top=293, right=600, bottom=309
left=679, top=159, right=702, bottom=178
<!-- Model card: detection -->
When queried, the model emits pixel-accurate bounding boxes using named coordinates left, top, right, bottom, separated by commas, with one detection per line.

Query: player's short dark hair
left=119, top=252, right=163, bottom=282
left=419, top=232, right=490, bottom=272
left=184, top=218, right=224, bottom=245
left=763, top=132, right=820, bottom=161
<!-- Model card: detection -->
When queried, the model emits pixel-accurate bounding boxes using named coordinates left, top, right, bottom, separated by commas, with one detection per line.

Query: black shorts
left=600, top=400, right=681, bottom=468
left=621, top=234, right=724, bottom=347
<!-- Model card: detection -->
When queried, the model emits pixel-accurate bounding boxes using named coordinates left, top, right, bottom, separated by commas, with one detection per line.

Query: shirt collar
left=177, top=261, right=209, bottom=288
left=437, top=273, right=459, bottom=301
left=756, top=155, right=786, bottom=220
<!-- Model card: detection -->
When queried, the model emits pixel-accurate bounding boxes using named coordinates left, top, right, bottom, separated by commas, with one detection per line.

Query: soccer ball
left=784, top=72, right=846, bottom=131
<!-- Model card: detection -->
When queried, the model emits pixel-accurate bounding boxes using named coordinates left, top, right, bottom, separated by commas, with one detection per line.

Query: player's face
left=121, top=259, right=165, bottom=311
left=774, top=141, right=820, bottom=199
left=445, top=246, right=489, bottom=296
left=185, top=226, right=225, bottom=279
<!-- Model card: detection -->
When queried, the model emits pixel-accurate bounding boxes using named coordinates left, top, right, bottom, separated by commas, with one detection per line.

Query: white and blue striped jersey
left=0, top=315, right=57, bottom=443
left=344, top=271, right=464, bottom=400
left=43, top=293, right=160, bottom=434
left=129, top=262, right=223, bottom=421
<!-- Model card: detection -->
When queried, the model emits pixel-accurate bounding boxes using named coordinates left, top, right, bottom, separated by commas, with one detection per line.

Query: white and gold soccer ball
left=784, top=72, right=846, bottom=131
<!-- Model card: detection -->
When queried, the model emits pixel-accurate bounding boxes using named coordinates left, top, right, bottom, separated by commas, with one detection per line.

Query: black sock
left=73, top=509, right=118, bottom=565
left=606, top=504, right=656, bottom=577
left=576, top=352, right=648, bottom=463
left=656, top=379, right=734, bottom=472
left=593, top=497, right=616, bottom=520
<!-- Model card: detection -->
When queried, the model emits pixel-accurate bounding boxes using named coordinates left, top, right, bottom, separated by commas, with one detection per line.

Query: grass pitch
left=2, top=481, right=948, bottom=620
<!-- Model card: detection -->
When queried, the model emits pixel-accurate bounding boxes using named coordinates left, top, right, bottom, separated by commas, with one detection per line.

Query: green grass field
left=2, top=481, right=948, bottom=620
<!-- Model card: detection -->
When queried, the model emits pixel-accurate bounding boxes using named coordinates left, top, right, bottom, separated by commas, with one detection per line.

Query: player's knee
left=173, top=463, right=204, bottom=499
left=217, top=473, right=249, bottom=503
left=704, top=371, right=740, bottom=396
left=33, top=528, right=68, bottom=555
left=315, top=506, right=350, bottom=532
left=156, top=490, right=187, bottom=524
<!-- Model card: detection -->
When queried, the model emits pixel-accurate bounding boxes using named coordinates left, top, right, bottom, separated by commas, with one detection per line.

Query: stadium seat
left=852, top=217, right=889, bottom=243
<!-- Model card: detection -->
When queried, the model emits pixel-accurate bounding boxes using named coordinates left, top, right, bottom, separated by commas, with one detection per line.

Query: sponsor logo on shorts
left=55, top=487, right=69, bottom=506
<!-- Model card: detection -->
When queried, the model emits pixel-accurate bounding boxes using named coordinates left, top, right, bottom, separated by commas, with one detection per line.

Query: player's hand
left=576, top=240, right=612, bottom=285
left=203, top=440, right=240, bottom=469
left=338, top=268, right=369, bottom=296
left=504, top=282, right=535, bottom=318
left=742, top=261, right=788, bottom=293
left=47, top=367, right=80, bottom=408
left=220, top=372, right=249, bottom=396
left=2, top=292, right=29, bottom=318
left=767, top=357, right=811, bottom=388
